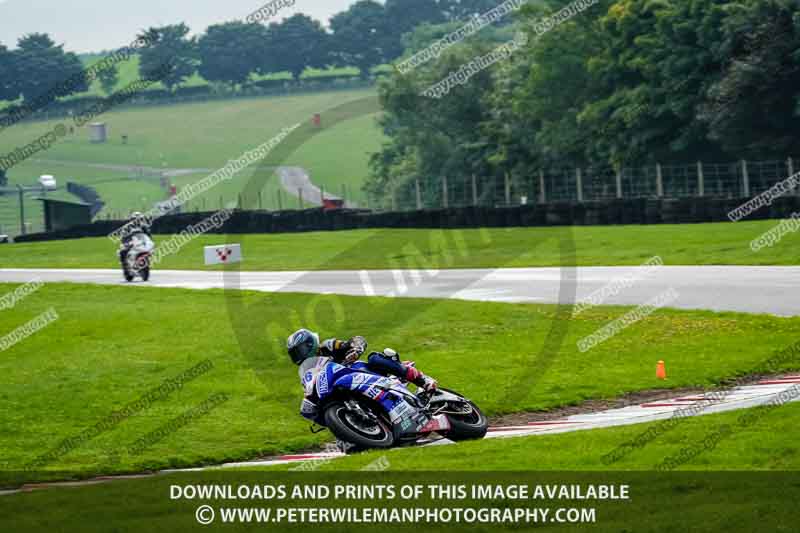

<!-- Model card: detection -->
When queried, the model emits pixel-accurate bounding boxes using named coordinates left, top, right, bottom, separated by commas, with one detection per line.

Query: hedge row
left=13, top=195, right=800, bottom=243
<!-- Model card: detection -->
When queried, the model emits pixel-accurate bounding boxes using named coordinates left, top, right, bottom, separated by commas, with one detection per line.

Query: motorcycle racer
left=287, top=328, right=438, bottom=392
left=118, top=212, right=152, bottom=266
left=287, top=328, right=450, bottom=440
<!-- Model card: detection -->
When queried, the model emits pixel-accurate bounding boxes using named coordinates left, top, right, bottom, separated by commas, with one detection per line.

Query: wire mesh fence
left=0, top=190, right=45, bottom=238
left=375, top=157, right=800, bottom=211
left=2, top=157, right=798, bottom=238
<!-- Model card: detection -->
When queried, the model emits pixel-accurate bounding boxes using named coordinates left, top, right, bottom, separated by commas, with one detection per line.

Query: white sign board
left=204, top=244, right=242, bottom=265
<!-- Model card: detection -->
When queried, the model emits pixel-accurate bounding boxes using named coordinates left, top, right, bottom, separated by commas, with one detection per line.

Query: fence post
left=788, top=157, right=799, bottom=196
left=415, top=179, right=422, bottom=210
left=320, top=185, right=325, bottom=205
left=576, top=168, right=583, bottom=202
left=792, top=158, right=800, bottom=197
left=278, top=189, right=283, bottom=211
left=258, top=191, right=262, bottom=210
left=238, top=193, right=242, bottom=209
left=697, top=161, right=705, bottom=197
left=504, top=172, right=511, bottom=206
left=472, top=174, right=478, bottom=206
left=17, top=185, right=25, bottom=235
left=656, top=163, right=664, bottom=197
left=442, top=176, right=449, bottom=208
left=615, top=169, right=623, bottom=199
left=298, top=188, right=303, bottom=208
left=741, top=160, right=750, bottom=197
left=539, top=170, right=546, bottom=204
left=391, top=189, right=396, bottom=211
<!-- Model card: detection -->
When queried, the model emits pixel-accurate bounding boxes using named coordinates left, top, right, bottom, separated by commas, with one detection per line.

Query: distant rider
left=118, top=211, right=152, bottom=266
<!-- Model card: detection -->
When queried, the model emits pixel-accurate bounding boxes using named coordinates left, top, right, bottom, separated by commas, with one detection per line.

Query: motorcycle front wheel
left=434, top=389, right=489, bottom=441
left=323, top=401, right=394, bottom=450
left=135, top=255, right=151, bottom=282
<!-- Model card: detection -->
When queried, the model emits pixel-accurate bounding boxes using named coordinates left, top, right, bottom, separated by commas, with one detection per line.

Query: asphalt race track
left=1, top=266, right=799, bottom=315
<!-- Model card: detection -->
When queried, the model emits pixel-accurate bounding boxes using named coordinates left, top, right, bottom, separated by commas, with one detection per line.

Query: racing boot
left=405, top=365, right=438, bottom=392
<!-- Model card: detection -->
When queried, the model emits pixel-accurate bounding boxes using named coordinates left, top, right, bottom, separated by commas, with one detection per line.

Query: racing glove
left=344, top=336, right=367, bottom=364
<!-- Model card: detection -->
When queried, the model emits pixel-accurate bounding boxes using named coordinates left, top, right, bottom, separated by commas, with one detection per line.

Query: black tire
left=323, top=401, right=394, bottom=450
left=134, top=255, right=150, bottom=281
left=122, top=266, right=134, bottom=282
left=434, top=389, right=488, bottom=441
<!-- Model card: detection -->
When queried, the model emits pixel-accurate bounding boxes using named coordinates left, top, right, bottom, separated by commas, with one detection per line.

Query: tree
left=262, top=15, right=328, bottom=81
left=0, top=42, right=19, bottom=103
left=12, top=33, right=87, bottom=105
left=440, top=0, right=501, bottom=21
left=385, top=0, right=445, bottom=38
left=198, top=21, right=266, bottom=88
left=330, top=0, right=397, bottom=78
left=700, top=0, right=800, bottom=158
left=138, top=24, right=197, bottom=91
left=366, top=39, right=498, bottom=206
left=97, top=63, right=119, bottom=95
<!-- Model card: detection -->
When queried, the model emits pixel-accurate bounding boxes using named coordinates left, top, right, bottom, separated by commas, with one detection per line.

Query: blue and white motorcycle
left=298, top=354, right=488, bottom=451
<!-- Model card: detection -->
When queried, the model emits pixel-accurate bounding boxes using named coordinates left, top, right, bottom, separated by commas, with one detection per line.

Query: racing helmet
left=130, top=211, right=151, bottom=228
left=287, top=328, right=320, bottom=365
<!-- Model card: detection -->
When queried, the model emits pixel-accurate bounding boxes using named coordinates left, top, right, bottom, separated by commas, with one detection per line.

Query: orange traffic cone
left=656, top=360, right=667, bottom=380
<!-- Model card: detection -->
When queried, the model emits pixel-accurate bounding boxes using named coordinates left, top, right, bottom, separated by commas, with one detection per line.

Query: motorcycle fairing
left=300, top=357, right=433, bottom=440
left=329, top=363, right=431, bottom=439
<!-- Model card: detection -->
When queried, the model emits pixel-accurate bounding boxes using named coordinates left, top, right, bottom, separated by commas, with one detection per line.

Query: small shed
left=36, top=198, right=92, bottom=232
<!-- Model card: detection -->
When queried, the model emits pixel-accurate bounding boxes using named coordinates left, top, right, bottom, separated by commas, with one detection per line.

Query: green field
left=1, top=282, right=798, bottom=481
left=0, top=220, right=797, bottom=270
left=3, top=403, right=798, bottom=531
left=0, top=88, right=382, bottom=233
left=287, top=113, right=386, bottom=206
left=268, top=400, right=800, bottom=472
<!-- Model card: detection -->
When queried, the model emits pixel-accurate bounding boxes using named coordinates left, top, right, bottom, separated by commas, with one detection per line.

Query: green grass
left=0, top=162, right=168, bottom=233
left=2, top=406, right=799, bottom=532
left=0, top=87, right=382, bottom=231
left=0, top=88, right=377, bottom=169
left=0, top=282, right=798, bottom=481
left=0, top=221, right=798, bottom=270
left=287, top=113, right=386, bottom=206
left=269, top=399, right=800, bottom=472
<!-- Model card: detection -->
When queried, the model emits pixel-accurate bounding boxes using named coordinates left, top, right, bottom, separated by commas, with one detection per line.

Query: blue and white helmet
left=287, top=328, right=320, bottom=365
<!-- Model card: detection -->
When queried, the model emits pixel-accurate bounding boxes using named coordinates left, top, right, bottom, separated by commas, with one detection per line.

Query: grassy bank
left=0, top=220, right=798, bottom=270
left=0, top=282, right=798, bottom=479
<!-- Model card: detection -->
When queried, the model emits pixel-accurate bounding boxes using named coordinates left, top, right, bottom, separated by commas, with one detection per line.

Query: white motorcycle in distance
left=119, top=232, right=155, bottom=282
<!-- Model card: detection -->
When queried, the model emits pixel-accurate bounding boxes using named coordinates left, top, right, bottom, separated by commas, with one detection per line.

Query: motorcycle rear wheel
left=323, top=401, right=394, bottom=450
